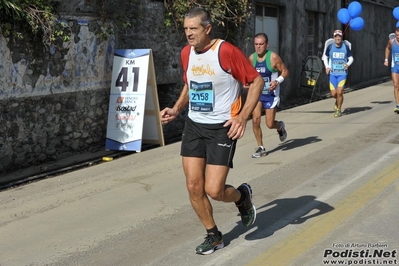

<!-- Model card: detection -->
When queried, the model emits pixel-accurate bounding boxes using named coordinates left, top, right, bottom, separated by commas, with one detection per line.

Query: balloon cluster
left=337, top=1, right=364, bottom=31
left=394, top=7, right=399, bottom=28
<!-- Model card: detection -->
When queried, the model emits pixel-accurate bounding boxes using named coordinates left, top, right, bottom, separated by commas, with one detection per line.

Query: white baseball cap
left=333, top=30, right=343, bottom=36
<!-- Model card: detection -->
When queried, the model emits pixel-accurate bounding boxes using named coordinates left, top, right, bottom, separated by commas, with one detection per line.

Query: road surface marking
left=246, top=160, right=399, bottom=266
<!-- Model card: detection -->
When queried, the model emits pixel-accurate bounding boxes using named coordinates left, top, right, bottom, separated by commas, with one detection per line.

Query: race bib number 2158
left=189, top=81, right=214, bottom=112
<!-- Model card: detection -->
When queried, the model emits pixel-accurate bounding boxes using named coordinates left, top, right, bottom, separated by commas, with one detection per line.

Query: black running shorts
left=180, top=117, right=237, bottom=168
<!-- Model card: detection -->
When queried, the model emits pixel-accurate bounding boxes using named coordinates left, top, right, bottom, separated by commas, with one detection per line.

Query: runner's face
left=334, top=35, right=342, bottom=45
left=254, top=37, right=268, bottom=55
left=184, top=16, right=210, bottom=50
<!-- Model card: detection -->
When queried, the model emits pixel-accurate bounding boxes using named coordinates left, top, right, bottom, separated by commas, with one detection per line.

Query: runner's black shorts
left=180, top=117, right=237, bottom=168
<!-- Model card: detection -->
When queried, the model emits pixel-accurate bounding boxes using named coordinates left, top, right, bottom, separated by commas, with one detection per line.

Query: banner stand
left=105, top=49, right=164, bottom=152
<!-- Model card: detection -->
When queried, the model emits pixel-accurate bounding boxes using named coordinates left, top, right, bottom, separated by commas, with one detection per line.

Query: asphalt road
left=0, top=81, right=398, bottom=266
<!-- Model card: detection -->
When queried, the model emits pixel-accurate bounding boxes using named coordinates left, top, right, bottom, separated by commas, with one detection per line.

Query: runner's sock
left=207, top=226, right=219, bottom=236
left=235, top=188, right=246, bottom=205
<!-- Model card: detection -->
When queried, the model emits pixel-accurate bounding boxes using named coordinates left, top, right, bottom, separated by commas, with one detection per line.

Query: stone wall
left=0, top=11, right=115, bottom=174
left=0, top=90, right=109, bottom=172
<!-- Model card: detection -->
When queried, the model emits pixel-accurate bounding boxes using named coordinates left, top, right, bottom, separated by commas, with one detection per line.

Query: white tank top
left=187, top=40, right=241, bottom=124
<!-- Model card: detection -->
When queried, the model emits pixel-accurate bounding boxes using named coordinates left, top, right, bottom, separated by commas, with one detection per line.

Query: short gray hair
left=184, top=7, right=212, bottom=28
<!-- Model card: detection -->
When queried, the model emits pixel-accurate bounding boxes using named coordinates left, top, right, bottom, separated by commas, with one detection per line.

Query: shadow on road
left=342, top=106, right=372, bottom=116
left=370, top=101, right=392, bottom=104
left=289, top=106, right=372, bottom=116
left=223, top=195, right=334, bottom=246
left=268, top=136, right=322, bottom=154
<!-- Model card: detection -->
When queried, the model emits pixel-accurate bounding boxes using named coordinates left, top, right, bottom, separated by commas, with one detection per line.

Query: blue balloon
left=394, top=7, right=399, bottom=21
left=348, top=1, right=362, bottom=18
left=397, top=21, right=399, bottom=28
left=350, top=17, right=364, bottom=31
left=337, top=8, right=351, bottom=24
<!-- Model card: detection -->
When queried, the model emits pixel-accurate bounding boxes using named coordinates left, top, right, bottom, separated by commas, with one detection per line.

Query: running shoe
left=195, top=232, right=224, bottom=255
left=236, top=183, right=256, bottom=227
left=334, top=110, right=342, bottom=117
left=277, top=121, right=287, bottom=142
left=334, top=101, right=338, bottom=111
left=252, top=147, right=267, bottom=158
left=394, top=107, right=399, bottom=114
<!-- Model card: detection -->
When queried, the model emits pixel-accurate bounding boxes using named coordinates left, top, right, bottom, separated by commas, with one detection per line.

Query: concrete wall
left=249, top=0, right=396, bottom=98
left=0, top=0, right=397, bottom=175
left=345, top=1, right=396, bottom=87
left=247, top=0, right=339, bottom=98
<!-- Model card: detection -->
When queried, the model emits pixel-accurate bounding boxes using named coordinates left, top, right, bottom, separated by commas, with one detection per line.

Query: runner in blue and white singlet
left=322, top=29, right=354, bottom=118
left=389, top=35, right=399, bottom=74
left=384, top=27, right=399, bottom=113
